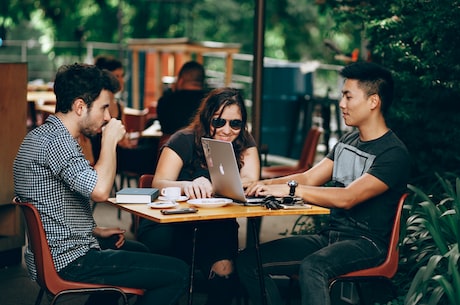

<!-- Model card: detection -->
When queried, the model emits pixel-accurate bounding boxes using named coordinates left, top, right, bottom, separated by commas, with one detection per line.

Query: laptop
left=201, top=138, right=264, bottom=205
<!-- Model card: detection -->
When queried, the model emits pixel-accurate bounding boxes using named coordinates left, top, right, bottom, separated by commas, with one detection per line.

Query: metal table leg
left=249, top=217, right=267, bottom=305
left=188, top=226, right=198, bottom=305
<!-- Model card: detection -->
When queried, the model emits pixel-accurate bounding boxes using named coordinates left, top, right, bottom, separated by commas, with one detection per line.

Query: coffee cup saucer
left=158, top=195, right=189, bottom=202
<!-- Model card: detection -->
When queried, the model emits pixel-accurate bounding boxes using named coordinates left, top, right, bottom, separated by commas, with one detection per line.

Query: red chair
left=117, top=107, right=150, bottom=193
left=327, top=193, right=408, bottom=304
left=285, top=193, right=408, bottom=305
left=133, top=174, right=156, bottom=235
left=14, top=199, right=144, bottom=305
left=139, top=173, right=155, bottom=188
left=261, top=126, right=323, bottom=179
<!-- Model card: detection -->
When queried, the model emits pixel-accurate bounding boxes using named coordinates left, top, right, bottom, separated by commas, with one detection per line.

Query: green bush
left=400, top=174, right=460, bottom=305
left=322, top=0, right=460, bottom=188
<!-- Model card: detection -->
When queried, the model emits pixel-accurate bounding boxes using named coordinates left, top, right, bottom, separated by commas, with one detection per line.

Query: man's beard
left=81, top=127, right=100, bottom=139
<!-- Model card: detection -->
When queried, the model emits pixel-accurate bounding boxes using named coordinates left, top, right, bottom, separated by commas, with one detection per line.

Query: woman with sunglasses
left=137, top=87, right=260, bottom=305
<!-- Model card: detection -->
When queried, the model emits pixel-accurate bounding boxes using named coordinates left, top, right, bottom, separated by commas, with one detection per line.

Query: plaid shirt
left=13, top=115, right=99, bottom=280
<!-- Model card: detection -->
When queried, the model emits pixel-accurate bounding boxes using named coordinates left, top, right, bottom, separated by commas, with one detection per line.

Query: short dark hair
left=177, top=61, right=205, bottom=87
left=94, top=55, right=123, bottom=72
left=53, top=63, right=120, bottom=113
left=340, top=62, right=394, bottom=115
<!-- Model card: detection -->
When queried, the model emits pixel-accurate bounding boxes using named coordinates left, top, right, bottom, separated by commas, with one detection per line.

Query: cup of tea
left=161, top=187, right=181, bottom=200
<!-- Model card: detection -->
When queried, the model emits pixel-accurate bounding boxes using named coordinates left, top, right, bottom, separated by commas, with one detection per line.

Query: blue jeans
left=59, top=249, right=189, bottom=305
left=236, top=230, right=386, bottom=305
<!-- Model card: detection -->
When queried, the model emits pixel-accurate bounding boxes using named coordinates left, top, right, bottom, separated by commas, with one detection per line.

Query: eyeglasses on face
left=211, top=118, right=243, bottom=130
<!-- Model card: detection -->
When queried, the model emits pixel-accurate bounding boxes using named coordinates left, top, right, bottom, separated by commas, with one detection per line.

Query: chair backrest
left=123, top=108, right=149, bottom=132
left=134, top=175, right=156, bottom=234
left=340, top=193, right=408, bottom=278
left=14, top=200, right=144, bottom=296
left=297, top=126, right=323, bottom=170
left=139, top=174, right=155, bottom=188
left=15, top=201, right=85, bottom=292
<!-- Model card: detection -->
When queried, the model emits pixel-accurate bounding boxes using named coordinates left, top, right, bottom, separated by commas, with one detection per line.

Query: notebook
left=201, top=138, right=264, bottom=205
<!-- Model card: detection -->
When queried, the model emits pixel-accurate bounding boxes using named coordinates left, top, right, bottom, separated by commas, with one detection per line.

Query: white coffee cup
left=161, top=187, right=181, bottom=199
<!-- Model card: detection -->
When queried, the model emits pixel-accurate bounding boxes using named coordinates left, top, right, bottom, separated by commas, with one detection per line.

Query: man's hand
left=93, top=227, right=126, bottom=249
left=102, top=118, right=126, bottom=144
left=245, top=181, right=289, bottom=198
left=244, top=180, right=266, bottom=196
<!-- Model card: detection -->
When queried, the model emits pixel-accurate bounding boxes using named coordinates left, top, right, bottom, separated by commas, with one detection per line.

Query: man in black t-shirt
left=239, top=62, right=410, bottom=305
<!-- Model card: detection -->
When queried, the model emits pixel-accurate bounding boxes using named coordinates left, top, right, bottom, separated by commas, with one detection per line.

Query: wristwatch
left=287, top=180, right=298, bottom=196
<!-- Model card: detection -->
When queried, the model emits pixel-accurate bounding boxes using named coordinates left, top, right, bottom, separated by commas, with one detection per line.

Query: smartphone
left=161, top=208, right=198, bottom=215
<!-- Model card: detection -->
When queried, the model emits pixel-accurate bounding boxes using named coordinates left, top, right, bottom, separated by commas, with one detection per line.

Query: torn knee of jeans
left=209, top=259, right=233, bottom=279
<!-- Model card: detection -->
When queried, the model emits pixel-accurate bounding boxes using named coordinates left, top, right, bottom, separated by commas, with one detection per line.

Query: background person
left=137, top=87, right=260, bottom=305
left=238, top=62, right=410, bottom=305
left=157, top=60, right=208, bottom=136
left=90, top=55, right=126, bottom=162
left=14, top=63, right=188, bottom=305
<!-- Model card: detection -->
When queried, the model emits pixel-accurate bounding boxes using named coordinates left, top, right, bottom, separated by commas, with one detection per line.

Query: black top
left=157, top=89, right=208, bottom=135
left=325, top=130, right=410, bottom=247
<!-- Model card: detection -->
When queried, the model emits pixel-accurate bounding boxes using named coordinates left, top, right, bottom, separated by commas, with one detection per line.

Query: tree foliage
left=322, top=0, right=460, bottom=187
left=1, top=0, right=347, bottom=61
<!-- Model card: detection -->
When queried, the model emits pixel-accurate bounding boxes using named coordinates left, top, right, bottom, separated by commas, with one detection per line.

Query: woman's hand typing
left=183, top=176, right=213, bottom=199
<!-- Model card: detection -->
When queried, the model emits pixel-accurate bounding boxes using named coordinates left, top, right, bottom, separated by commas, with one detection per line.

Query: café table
left=27, top=91, right=56, bottom=128
left=34, top=103, right=56, bottom=114
left=103, top=198, right=330, bottom=305
left=140, top=122, right=163, bottom=138
left=27, top=90, right=56, bottom=104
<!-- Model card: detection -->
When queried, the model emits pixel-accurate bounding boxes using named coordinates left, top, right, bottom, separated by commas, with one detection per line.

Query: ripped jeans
left=237, top=230, right=387, bottom=305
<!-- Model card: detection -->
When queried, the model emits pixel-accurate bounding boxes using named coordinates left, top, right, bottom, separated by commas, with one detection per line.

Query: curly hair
left=186, top=87, right=253, bottom=172
left=54, top=63, right=119, bottom=113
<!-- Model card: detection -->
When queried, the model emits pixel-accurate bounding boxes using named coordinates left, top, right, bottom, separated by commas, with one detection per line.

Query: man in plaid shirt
left=14, top=63, right=188, bottom=305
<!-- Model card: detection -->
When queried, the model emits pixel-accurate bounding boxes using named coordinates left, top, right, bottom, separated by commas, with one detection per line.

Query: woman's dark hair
left=187, top=87, right=252, bottom=170
left=54, top=63, right=120, bottom=113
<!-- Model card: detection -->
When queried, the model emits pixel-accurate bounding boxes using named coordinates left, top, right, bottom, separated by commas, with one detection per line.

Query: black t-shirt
left=166, top=129, right=257, bottom=182
left=157, top=89, right=208, bottom=135
left=325, top=129, right=410, bottom=247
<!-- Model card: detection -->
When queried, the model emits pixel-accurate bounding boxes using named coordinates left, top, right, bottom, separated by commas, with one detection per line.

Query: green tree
left=321, top=0, right=460, bottom=187
left=0, top=0, right=35, bottom=40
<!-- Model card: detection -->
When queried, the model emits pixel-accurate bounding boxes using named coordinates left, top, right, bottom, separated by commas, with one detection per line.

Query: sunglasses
left=211, top=118, right=243, bottom=130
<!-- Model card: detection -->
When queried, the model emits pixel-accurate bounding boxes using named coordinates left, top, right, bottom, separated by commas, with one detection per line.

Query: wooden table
left=141, top=123, right=163, bottom=138
left=34, top=103, right=56, bottom=114
left=104, top=199, right=329, bottom=305
left=27, top=91, right=56, bottom=128
left=106, top=198, right=329, bottom=223
left=27, top=91, right=56, bottom=104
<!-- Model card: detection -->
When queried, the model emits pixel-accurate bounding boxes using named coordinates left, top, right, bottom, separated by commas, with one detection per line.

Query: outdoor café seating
left=261, top=126, right=323, bottom=179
